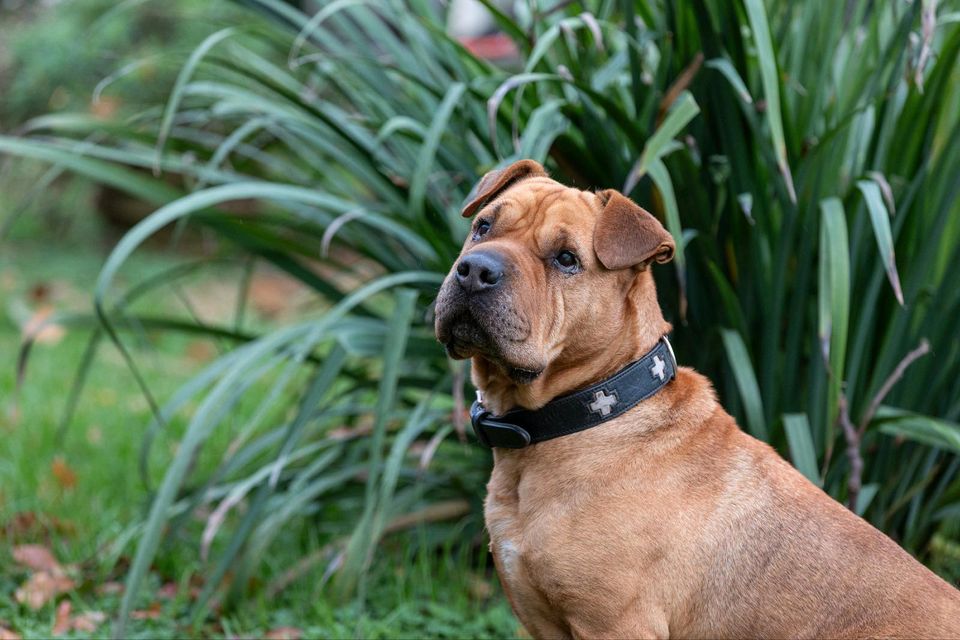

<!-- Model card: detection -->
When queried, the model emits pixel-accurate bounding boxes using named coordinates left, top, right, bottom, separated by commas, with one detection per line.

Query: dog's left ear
left=461, top=159, right=547, bottom=218
left=593, top=190, right=675, bottom=270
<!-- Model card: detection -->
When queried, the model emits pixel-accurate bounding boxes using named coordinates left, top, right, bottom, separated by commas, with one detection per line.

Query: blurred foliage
left=0, top=0, right=240, bottom=128
left=2, top=0, right=960, bottom=634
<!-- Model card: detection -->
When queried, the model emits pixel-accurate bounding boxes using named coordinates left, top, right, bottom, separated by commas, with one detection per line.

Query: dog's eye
left=473, top=219, right=491, bottom=239
left=555, top=250, right=580, bottom=272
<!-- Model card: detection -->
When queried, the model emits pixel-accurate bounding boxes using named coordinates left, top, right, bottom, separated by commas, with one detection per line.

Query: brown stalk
left=857, top=339, right=930, bottom=437
left=839, top=338, right=931, bottom=511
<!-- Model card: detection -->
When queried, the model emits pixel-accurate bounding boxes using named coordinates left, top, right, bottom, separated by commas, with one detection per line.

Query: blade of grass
left=856, top=178, right=904, bottom=305
left=720, top=329, right=768, bottom=440
left=783, top=413, right=821, bottom=485
left=818, top=198, right=851, bottom=446
left=743, top=0, right=796, bottom=203
left=155, top=27, right=240, bottom=173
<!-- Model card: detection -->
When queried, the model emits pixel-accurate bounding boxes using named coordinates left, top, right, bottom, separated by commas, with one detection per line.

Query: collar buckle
left=470, top=402, right=493, bottom=448
left=470, top=400, right=532, bottom=449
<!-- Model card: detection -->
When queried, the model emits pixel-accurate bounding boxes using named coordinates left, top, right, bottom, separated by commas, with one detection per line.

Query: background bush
left=2, top=0, right=960, bottom=632
left=0, top=0, right=242, bottom=128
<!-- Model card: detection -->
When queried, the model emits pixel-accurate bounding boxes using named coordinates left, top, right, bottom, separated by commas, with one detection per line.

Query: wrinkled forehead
left=485, top=177, right=600, bottom=242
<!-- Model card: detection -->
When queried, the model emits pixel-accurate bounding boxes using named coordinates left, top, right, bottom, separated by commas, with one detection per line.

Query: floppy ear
left=593, top=190, right=675, bottom=270
left=461, top=159, right=547, bottom=218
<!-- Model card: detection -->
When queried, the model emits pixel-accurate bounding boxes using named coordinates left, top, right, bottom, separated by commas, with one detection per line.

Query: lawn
left=0, top=178, right=517, bottom=639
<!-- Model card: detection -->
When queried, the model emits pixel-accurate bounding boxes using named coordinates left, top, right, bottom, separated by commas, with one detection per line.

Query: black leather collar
left=470, top=337, right=677, bottom=448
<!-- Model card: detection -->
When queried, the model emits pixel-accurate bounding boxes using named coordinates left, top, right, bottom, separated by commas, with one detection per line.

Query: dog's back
left=675, top=413, right=960, bottom=638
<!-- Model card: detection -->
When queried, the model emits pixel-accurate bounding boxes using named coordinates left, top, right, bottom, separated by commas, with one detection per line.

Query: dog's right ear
left=461, top=160, right=547, bottom=218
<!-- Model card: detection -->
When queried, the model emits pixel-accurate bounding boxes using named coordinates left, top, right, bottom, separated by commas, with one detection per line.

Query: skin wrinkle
left=435, top=164, right=960, bottom=639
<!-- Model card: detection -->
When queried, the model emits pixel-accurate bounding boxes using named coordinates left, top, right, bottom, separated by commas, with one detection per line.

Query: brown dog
left=434, top=160, right=960, bottom=639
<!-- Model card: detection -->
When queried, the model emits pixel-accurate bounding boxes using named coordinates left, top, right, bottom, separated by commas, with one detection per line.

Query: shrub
left=0, top=0, right=238, bottom=127
left=2, top=0, right=960, bottom=631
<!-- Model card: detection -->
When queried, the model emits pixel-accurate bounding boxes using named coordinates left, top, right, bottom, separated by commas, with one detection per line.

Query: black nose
left=455, top=250, right=505, bottom=293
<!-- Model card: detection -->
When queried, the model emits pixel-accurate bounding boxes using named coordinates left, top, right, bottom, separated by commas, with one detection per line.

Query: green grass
left=0, top=189, right=516, bottom=638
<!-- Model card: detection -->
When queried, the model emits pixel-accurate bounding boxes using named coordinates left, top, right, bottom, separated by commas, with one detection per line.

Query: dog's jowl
left=434, top=160, right=960, bottom=639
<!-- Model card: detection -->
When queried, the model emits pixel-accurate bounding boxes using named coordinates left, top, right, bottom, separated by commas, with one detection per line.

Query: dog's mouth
left=438, top=313, right=544, bottom=384
left=435, top=277, right=544, bottom=384
left=441, top=312, right=490, bottom=359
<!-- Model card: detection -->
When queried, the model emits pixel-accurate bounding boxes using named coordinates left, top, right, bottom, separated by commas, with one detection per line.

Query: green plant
left=2, top=0, right=960, bottom=634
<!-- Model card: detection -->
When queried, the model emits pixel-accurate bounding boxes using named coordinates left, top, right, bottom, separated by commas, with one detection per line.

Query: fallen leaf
left=248, top=272, right=304, bottom=318
left=12, top=544, right=61, bottom=573
left=28, top=283, right=52, bottom=303
left=15, top=572, right=75, bottom=610
left=21, top=305, right=65, bottom=345
left=96, top=581, right=124, bottom=596
left=0, top=626, right=21, bottom=640
left=50, top=601, right=106, bottom=636
left=69, top=611, right=106, bottom=634
left=91, top=96, right=121, bottom=120
left=51, top=457, right=77, bottom=490
left=1, top=512, right=37, bottom=538
left=3, top=513, right=77, bottom=541
left=52, top=601, right=72, bottom=635
left=327, top=424, right=373, bottom=440
left=158, top=582, right=178, bottom=599
left=130, top=602, right=162, bottom=620
left=265, top=628, right=302, bottom=640
left=468, top=574, right=493, bottom=600
left=185, top=340, right=215, bottom=363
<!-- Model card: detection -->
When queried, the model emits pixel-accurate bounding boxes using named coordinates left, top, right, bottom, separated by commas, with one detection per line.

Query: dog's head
left=434, top=159, right=674, bottom=388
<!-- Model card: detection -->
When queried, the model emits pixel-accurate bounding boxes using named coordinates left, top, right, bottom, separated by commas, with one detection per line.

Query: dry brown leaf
left=158, top=582, right=178, bottom=599
left=21, top=305, right=65, bottom=345
left=2, top=512, right=37, bottom=538
left=468, top=574, right=493, bottom=600
left=12, top=544, right=61, bottom=573
left=69, top=611, right=107, bottom=634
left=52, top=601, right=72, bottom=636
left=327, top=424, right=372, bottom=440
left=28, top=283, right=52, bottom=303
left=248, top=273, right=304, bottom=318
left=51, top=601, right=106, bottom=636
left=91, top=96, right=121, bottom=120
left=51, top=457, right=77, bottom=490
left=185, top=340, right=216, bottom=363
left=15, top=572, right=75, bottom=610
left=0, top=626, right=22, bottom=640
left=96, top=581, right=124, bottom=596
left=3, top=512, right=77, bottom=541
left=265, top=628, right=303, bottom=640
left=130, top=602, right=162, bottom=620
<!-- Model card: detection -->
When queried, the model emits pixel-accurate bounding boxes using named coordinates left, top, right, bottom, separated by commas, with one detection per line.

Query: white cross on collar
left=588, top=389, right=618, bottom=416
left=650, top=355, right=666, bottom=381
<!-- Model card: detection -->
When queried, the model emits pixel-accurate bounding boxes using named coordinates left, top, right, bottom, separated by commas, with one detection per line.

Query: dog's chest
left=484, top=463, right=557, bottom=615
left=484, top=459, right=598, bottom=630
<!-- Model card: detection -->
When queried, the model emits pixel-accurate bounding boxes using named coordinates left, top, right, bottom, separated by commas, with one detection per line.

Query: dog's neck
left=472, top=272, right=671, bottom=416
